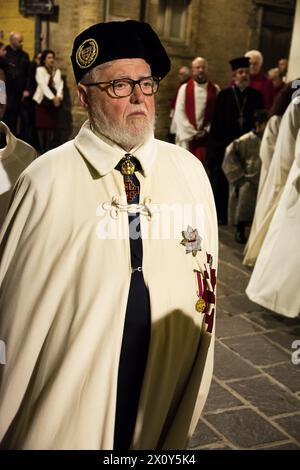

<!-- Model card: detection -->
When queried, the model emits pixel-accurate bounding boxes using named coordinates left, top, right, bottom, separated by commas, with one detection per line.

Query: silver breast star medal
left=181, top=225, right=202, bottom=256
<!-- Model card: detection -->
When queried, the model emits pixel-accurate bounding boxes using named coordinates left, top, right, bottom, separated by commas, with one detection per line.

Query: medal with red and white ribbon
left=194, top=270, right=207, bottom=313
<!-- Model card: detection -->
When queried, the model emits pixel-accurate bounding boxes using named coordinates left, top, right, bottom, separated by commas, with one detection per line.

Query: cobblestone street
left=189, top=226, right=300, bottom=450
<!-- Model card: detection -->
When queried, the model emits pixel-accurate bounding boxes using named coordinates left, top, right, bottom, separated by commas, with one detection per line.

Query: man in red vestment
left=245, top=50, right=275, bottom=110
left=173, top=57, right=219, bottom=162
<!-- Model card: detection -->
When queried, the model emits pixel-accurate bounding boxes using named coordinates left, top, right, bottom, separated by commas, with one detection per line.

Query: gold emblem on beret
left=76, top=38, right=99, bottom=68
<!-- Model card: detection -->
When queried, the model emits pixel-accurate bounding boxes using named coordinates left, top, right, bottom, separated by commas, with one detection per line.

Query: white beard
left=236, top=78, right=250, bottom=91
left=89, top=104, right=155, bottom=150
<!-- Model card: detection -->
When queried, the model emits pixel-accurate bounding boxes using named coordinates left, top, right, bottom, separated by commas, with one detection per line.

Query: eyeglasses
left=84, top=76, right=160, bottom=98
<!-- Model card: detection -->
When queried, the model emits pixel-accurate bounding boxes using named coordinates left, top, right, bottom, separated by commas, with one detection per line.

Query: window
left=156, top=0, right=189, bottom=41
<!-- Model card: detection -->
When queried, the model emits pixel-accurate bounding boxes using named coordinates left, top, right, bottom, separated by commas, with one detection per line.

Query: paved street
left=189, top=225, right=300, bottom=450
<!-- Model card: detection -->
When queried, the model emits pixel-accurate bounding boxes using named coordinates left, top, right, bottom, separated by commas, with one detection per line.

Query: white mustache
left=126, top=106, right=148, bottom=115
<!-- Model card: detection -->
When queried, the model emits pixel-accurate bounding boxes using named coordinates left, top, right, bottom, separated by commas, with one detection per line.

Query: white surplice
left=246, top=128, right=300, bottom=317
left=256, top=114, right=281, bottom=200
left=243, top=100, right=300, bottom=267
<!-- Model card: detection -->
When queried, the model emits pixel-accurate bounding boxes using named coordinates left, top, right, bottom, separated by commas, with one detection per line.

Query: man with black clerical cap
left=0, top=21, right=218, bottom=450
left=206, top=56, right=264, bottom=225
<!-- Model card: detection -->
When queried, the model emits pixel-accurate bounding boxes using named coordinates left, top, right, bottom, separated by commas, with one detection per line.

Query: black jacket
left=4, top=46, right=30, bottom=96
left=207, top=86, right=264, bottom=167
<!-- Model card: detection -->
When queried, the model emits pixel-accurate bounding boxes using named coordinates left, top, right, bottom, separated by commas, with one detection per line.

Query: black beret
left=70, top=20, right=171, bottom=83
left=229, top=56, right=250, bottom=71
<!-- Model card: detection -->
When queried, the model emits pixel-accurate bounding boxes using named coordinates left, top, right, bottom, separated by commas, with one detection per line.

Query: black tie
left=114, top=153, right=151, bottom=450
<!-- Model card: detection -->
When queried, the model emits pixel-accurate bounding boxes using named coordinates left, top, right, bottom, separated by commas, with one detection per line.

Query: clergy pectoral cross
left=238, top=113, right=245, bottom=129
left=124, top=176, right=139, bottom=202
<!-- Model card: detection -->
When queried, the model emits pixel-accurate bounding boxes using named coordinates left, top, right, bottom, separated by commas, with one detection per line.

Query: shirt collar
left=74, top=120, right=157, bottom=177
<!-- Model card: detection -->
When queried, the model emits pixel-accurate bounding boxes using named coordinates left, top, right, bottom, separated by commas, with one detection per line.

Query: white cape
left=256, top=114, right=281, bottom=201
left=0, top=121, right=36, bottom=228
left=0, top=122, right=218, bottom=449
left=243, top=100, right=300, bottom=267
left=246, top=128, right=300, bottom=317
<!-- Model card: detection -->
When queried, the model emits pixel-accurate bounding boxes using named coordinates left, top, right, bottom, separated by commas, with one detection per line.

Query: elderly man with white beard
left=0, top=21, right=218, bottom=450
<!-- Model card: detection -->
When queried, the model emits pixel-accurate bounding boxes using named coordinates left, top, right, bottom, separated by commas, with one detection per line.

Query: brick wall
left=0, top=0, right=35, bottom=58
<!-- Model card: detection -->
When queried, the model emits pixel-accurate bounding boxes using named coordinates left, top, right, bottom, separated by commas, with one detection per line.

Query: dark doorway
left=259, top=6, right=295, bottom=72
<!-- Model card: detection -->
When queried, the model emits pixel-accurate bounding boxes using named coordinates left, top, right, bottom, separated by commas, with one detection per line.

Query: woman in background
left=33, top=49, right=63, bottom=154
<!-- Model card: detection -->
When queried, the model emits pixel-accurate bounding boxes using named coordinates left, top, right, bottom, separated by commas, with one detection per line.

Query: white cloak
left=243, top=100, right=300, bottom=267
left=246, top=129, right=300, bottom=317
left=0, top=121, right=218, bottom=449
left=0, top=121, right=36, bottom=228
left=256, top=115, right=281, bottom=200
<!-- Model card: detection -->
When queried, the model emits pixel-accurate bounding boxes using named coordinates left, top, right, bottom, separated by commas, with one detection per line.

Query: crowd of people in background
left=169, top=49, right=300, bottom=319
left=0, top=32, right=64, bottom=153
left=169, top=50, right=291, bottom=239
